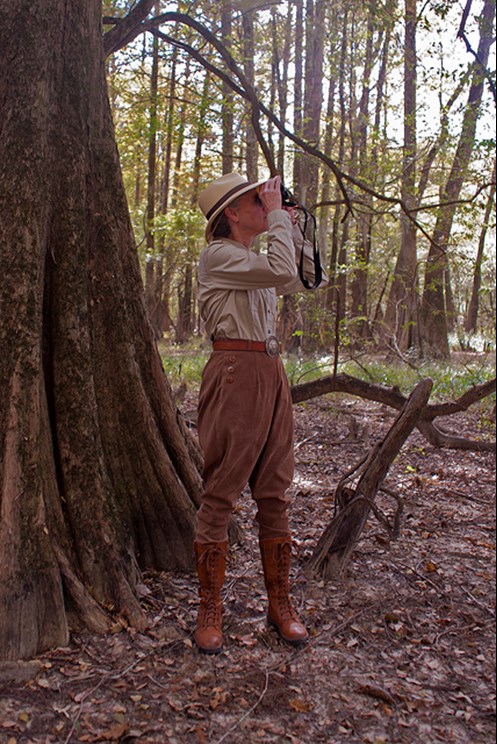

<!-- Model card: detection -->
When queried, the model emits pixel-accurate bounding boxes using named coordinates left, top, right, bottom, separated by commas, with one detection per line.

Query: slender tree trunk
left=158, top=43, right=179, bottom=333
left=350, top=2, right=376, bottom=338
left=300, top=0, right=325, bottom=207
left=318, top=44, right=337, bottom=256
left=384, top=0, right=420, bottom=352
left=421, top=0, right=495, bottom=357
left=465, top=163, right=496, bottom=333
left=221, top=0, right=234, bottom=173
left=143, top=13, right=161, bottom=336
left=191, top=72, right=212, bottom=203
left=280, top=0, right=308, bottom=354
left=243, top=10, right=258, bottom=182
left=326, top=6, right=349, bottom=316
left=160, top=43, right=178, bottom=216
left=170, top=59, right=190, bottom=208
left=292, top=0, right=304, bottom=189
left=274, top=4, right=292, bottom=178
left=0, top=0, right=199, bottom=660
left=146, top=14, right=159, bottom=256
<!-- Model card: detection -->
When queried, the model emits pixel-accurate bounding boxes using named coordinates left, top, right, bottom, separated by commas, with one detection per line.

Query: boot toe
left=195, top=627, right=223, bottom=654
left=269, top=615, right=309, bottom=645
left=284, top=621, right=309, bottom=645
left=280, top=620, right=309, bottom=645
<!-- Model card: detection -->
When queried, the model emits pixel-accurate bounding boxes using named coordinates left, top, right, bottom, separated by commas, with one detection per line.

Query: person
left=194, top=172, right=328, bottom=654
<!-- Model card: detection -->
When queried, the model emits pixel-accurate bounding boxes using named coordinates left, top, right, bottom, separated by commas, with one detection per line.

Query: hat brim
left=205, top=178, right=268, bottom=241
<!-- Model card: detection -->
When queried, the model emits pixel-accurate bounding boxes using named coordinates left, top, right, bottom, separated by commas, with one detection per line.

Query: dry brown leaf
left=289, top=698, right=312, bottom=713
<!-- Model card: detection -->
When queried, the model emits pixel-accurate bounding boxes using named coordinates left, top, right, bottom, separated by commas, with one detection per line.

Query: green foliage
left=152, top=208, right=205, bottom=252
left=345, top=356, right=496, bottom=401
left=158, top=343, right=495, bottom=419
left=159, top=341, right=210, bottom=388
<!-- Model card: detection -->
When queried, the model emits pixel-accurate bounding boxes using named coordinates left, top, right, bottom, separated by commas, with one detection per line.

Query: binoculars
left=280, top=184, right=299, bottom=208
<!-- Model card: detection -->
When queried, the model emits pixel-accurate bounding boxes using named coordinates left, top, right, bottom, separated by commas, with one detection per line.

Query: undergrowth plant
left=159, top=342, right=496, bottom=410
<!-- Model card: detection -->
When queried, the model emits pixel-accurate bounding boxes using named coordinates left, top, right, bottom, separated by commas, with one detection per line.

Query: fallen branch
left=291, top=373, right=496, bottom=452
left=306, top=379, right=433, bottom=580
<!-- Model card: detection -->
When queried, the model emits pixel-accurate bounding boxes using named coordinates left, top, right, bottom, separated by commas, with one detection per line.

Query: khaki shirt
left=198, top=209, right=328, bottom=342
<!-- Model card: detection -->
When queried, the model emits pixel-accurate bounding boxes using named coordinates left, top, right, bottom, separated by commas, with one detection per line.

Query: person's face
left=227, top=188, right=268, bottom=238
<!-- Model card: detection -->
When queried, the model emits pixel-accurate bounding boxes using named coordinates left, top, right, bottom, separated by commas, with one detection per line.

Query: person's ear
left=225, top=206, right=239, bottom=224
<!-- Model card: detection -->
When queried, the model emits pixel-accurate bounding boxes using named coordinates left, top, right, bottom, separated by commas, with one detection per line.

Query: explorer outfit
left=194, top=173, right=327, bottom=654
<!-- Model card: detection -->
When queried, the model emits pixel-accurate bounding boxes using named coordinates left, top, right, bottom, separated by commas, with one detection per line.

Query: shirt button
left=227, top=366, right=235, bottom=373
left=226, top=376, right=234, bottom=384
left=229, top=356, right=236, bottom=364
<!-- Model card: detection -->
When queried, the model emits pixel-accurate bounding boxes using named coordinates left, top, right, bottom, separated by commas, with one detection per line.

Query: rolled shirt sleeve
left=200, top=210, right=297, bottom=290
left=198, top=209, right=327, bottom=342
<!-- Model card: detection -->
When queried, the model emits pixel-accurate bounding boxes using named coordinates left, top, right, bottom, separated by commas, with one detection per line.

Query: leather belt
left=213, top=337, right=281, bottom=358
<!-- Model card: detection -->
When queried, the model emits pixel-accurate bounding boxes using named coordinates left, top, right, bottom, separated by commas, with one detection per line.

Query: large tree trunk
left=0, top=0, right=200, bottom=660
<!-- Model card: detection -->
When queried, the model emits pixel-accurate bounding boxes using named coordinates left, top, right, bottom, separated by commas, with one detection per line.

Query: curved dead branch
left=291, top=374, right=496, bottom=452
left=102, top=8, right=492, bottom=243
left=103, top=1, right=156, bottom=57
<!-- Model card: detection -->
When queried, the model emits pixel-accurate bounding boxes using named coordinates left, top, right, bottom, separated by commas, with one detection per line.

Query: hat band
left=205, top=183, right=254, bottom=221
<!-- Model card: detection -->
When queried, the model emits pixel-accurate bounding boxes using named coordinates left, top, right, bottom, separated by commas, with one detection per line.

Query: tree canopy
left=104, top=0, right=496, bottom=357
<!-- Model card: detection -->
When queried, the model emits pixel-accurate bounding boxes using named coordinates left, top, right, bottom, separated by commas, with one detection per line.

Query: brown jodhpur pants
left=195, top=350, right=294, bottom=544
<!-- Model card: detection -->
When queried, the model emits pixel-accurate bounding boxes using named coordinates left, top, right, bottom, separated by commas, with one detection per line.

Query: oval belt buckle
left=265, top=336, right=281, bottom=358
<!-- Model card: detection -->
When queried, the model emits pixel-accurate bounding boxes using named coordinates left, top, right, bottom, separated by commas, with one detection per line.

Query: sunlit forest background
left=103, top=0, right=496, bottom=359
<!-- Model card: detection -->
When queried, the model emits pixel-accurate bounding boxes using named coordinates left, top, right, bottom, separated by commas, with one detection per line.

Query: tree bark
left=0, top=0, right=200, bottom=660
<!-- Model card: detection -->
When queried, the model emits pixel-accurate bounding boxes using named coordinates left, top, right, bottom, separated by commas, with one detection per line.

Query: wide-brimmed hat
left=198, top=172, right=267, bottom=241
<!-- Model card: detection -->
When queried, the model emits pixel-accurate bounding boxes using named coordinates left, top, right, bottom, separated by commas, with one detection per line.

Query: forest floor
left=0, top=387, right=495, bottom=744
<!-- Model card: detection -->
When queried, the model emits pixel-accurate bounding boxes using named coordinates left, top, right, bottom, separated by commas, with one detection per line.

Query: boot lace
left=200, top=595, right=221, bottom=628
left=198, top=545, right=226, bottom=628
left=274, top=542, right=300, bottom=623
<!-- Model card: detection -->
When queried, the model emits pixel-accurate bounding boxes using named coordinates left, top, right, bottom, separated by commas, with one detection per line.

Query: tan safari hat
left=198, top=172, right=267, bottom=241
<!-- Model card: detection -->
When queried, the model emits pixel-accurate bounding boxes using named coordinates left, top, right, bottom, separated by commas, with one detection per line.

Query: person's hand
left=258, top=176, right=282, bottom=213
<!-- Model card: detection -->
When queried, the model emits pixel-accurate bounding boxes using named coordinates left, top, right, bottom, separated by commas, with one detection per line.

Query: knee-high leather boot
left=260, top=537, right=309, bottom=646
left=194, top=541, right=228, bottom=654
